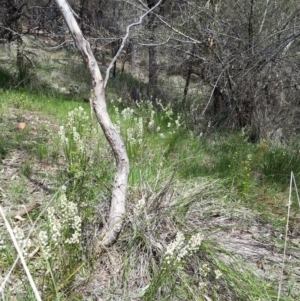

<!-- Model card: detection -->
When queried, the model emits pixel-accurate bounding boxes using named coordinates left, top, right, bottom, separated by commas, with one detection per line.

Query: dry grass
left=78, top=175, right=294, bottom=300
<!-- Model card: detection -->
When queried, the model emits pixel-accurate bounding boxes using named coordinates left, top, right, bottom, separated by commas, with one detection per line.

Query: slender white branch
left=55, top=0, right=130, bottom=246
left=0, top=207, right=42, bottom=301
left=0, top=183, right=69, bottom=295
left=104, top=0, right=163, bottom=87
left=277, top=172, right=294, bottom=301
left=259, top=0, right=270, bottom=34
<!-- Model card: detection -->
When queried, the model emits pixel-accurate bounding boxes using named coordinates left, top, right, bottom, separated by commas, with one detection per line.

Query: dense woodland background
left=1, top=0, right=300, bottom=140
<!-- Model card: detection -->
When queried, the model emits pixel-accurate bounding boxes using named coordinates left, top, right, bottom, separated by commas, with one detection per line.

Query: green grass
left=0, top=87, right=292, bottom=193
left=0, top=88, right=88, bottom=118
left=1, top=84, right=300, bottom=300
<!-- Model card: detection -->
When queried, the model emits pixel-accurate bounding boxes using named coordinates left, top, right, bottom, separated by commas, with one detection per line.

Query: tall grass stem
left=277, top=171, right=299, bottom=301
left=0, top=206, right=42, bottom=301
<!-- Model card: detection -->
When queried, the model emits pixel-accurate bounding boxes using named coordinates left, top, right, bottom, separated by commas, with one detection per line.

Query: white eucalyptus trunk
left=54, top=0, right=129, bottom=246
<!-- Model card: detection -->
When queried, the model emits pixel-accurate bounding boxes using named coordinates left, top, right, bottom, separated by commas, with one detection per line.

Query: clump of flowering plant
left=38, top=186, right=82, bottom=279
left=58, top=106, right=91, bottom=178
left=163, top=231, right=203, bottom=265
left=143, top=231, right=203, bottom=300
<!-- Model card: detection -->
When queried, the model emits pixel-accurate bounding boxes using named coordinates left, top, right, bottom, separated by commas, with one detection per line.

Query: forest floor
left=0, top=37, right=300, bottom=301
left=1, top=97, right=300, bottom=301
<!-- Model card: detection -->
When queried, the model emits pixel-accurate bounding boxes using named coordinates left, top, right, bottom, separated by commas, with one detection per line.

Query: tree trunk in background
left=79, top=0, right=87, bottom=35
left=182, top=44, right=196, bottom=108
left=248, top=0, right=254, bottom=54
left=112, top=39, right=121, bottom=78
left=182, top=67, right=192, bottom=109
left=129, top=42, right=136, bottom=74
left=16, top=35, right=25, bottom=83
left=148, top=41, right=159, bottom=99
left=147, top=0, right=159, bottom=100
left=54, top=0, right=129, bottom=247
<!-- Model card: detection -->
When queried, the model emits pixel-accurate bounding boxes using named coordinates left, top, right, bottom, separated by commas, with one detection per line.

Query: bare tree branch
left=54, top=0, right=129, bottom=246
left=104, top=0, right=163, bottom=87
left=258, top=0, right=270, bottom=34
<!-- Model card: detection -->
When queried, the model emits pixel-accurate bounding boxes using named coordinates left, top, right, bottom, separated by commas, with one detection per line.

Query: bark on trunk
left=182, top=44, right=196, bottom=107
left=129, top=42, right=136, bottom=74
left=147, top=0, right=159, bottom=100
left=149, top=42, right=159, bottom=100
left=248, top=0, right=254, bottom=54
left=112, top=39, right=121, bottom=78
left=182, top=66, right=192, bottom=108
left=54, top=0, right=129, bottom=246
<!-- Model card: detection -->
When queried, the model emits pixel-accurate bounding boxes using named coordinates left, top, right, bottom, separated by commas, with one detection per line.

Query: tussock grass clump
left=88, top=175, right=277, bottom=301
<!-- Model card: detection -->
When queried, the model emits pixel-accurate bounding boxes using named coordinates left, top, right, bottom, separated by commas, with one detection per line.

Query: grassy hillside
left=0, top=43, right=300, bottom=300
